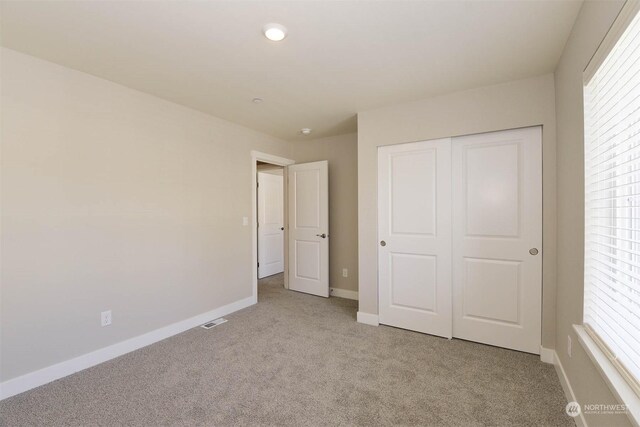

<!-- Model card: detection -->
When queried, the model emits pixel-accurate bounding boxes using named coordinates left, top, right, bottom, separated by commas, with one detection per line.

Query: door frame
left=251, top=151, right=295, bottom=303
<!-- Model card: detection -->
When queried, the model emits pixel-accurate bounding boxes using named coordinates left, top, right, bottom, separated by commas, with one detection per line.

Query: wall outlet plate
left=342, top=268, right=348, bottom=278
left=101, top=310, right=112, bottom=327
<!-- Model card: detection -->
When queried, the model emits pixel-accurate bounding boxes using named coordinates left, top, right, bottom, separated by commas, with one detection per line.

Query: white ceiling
left=1, top=0, right=582, bottom=141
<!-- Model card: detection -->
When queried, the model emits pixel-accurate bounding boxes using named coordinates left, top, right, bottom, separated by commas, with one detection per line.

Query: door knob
left=316, top=233, right=327, bottom=238
left=529, top=248, right=539, bottom=255
left=380, top=240, right=386, bottom=247
left=280, top=227, right=284, bottom=231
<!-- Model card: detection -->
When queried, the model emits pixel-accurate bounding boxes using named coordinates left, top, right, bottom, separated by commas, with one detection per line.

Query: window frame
left=580, top=1, right=640, bottom=424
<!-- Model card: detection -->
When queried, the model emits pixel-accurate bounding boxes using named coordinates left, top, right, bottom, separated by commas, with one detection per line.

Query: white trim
left=0, top=296, right=254, bottom=401
left=250, top=151, right=295, bottom=167
left=574, top=324, right=640, bottom=427
left=540, top=346, right=555, bottom=364
left=330, top=288, right=358, bottom=300
left=553, top=350, right=588, bottom=427
left=584, top=0, right=640, bottom=84
left=251, top=151, right=295, bottom=300
left=357, top=311, right=379, bottom=326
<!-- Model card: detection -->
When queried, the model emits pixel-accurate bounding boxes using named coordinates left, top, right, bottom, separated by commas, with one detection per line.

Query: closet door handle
left=316, top=233, right=327, bottom=239
left=529, top=248, right=539, bottom=255
left=380, top=240, right=386, bottom=247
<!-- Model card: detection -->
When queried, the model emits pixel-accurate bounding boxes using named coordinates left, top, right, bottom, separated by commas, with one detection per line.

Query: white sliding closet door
left=377, top=127, right=542, bottom=354
left=452, top=126, right=542, bottom=354
left=378, top=139, right=453, bottom=338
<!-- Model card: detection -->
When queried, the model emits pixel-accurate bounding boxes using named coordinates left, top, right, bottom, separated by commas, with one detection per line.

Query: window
left=584, top=6, right=640, bottom=396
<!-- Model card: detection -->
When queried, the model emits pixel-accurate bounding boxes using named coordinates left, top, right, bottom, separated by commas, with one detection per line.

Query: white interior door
left=258, top=171, right=284, bottom=279
left=288, top=161, right=329, bottom=297
left=378, top=139, right=453, bottom=338
left=452, top=126, right=542, bottom=354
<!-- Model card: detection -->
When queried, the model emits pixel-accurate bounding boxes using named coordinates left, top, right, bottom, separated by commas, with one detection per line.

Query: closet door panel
left=378, top=139, right=452, bottom=338
left=452, top=127, right=542, bottom=354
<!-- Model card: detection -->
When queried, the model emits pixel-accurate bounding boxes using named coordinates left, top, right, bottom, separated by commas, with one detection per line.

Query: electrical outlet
left=242, top=216, right=249, bottom=226
left=101, top=310, right=112, bottom=327
left=342, top=268, right=348, bottom=278
left=567, top=335, right=572, bottom=358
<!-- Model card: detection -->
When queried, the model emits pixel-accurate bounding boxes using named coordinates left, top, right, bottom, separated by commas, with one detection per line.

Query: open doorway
left=250, top=151, right=295, bottom=302
left=257, top=162, right=285, bottom=279
left=250, top=151, right=330, bottom=302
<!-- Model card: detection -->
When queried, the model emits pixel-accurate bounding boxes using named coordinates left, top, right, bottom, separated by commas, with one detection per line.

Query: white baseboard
left=553, top=350, right=587, bottom=427
left=540, top=346, right=555, bottom=364
left=357, top=311, right=379, bottom=326
left=330, top=288, right=358, bottom=300
left=0, top=296, right=255, bottom=401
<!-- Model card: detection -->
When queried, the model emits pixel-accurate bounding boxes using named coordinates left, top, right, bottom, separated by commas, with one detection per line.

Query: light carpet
left=0, top=274, right=572, bottom=426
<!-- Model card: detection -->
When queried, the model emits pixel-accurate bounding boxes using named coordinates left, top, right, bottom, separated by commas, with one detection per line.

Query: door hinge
left=257, top=262, right=260, bottom=267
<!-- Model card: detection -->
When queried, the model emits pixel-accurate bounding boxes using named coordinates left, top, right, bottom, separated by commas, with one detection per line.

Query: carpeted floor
left=0, top=274, right=572, bottom=426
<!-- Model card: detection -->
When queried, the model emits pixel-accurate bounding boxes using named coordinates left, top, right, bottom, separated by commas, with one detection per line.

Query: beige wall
left=357, top=74, right=558, bottom=349
left=292, top=133, right=358, bottom=293
left=0, top=48, right=293, bottom=381
left=555, top=1, right=632, bottom=426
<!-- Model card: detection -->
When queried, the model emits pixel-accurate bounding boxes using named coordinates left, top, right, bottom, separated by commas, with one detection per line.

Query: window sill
left=573, top=324, right=640, bottom=426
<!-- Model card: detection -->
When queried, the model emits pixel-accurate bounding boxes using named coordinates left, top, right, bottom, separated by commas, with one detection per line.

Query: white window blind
left=584, top=7, right=640, bottom=395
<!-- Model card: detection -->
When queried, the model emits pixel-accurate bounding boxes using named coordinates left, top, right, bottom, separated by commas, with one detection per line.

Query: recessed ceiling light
left=263, top=23, right=287, bottom=42
left=252, top=97, right=263, bottom=104
left=301, top=128, right=312, bottom=135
